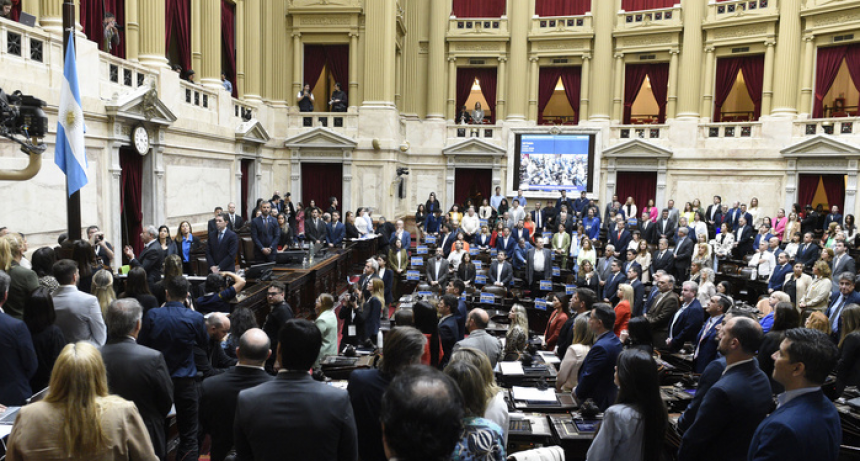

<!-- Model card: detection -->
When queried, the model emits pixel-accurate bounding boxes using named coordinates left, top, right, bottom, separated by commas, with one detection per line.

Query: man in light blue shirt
left=490, top=186, right=504, bottom=211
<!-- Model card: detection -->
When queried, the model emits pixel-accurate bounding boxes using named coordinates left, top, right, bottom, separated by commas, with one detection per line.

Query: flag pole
left=62, top=0, right=81, bottom=241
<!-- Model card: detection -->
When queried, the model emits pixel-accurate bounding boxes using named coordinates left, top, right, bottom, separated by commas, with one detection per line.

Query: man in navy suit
left=389, top=220, right=411, bottom=255
left=495, top=227, right=516, bottom=257
left=512, top=221, right=530, bottom=244
left=725, top=201, right=742, bottom=231
left=733, top=216, right=755, bottom=258
left=673, top=227, right=695, bottom=283
left=794, top=232, right=820, bottom=269
left=678, top=316, right=774, bottom=461
left=250, top=202, right=280, bottom=262
left=207, top=213, right=238, bottom=274
left=437, top=295, right=460, bottom=366
left=620, top=249, right=641, bottom=277
left=326, top=211, right=346, bottom=248
left=748, top=328, right=841, bottom=461
left=0, top=271, right=37, bottom=406
left=624, top=266, right=645, bottom=317
left=438, top=225, right=458, bottom=258
left=531, top=202, right=547, bottom=234
left=824, top=205, right=843, bottom=228
left=768, top=252, right=793, bottom=294
left=655, top=208, right=676, bottom=245
left=608, top=219, right=632, bottom=253
left=651, top=239, right=674, bottom=279
left=124, top=225, right=164, bottom=288
left=573, top=191, right=589, bottom=218
left=304, top=208, right=326, bottom=247
left=555, top=190, right=572, bottom=213
left=575, top=304, right=623, bottom=411
left=826, top=272, right=860, bottom=343
left=666, top=281, right=705, bottom=352
left=489, top=251, right=513, bottom=288
left=601, top=260, right=625, bottom=305
left=446, top=280, right=468, bottom=341
left=692, top=295, right=729, bottom=373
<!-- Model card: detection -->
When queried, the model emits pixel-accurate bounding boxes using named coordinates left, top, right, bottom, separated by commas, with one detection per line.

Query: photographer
left=329, top=83, right=347, bottom=112
left=196, top=271, right=245, bottom=314
left=298, top=83, right=314, bottom=112
left=102, top=12, right=121, bottom=54
left=339, top=285, right=367, bottom=350
left=87, top=225, right=114, bottom=268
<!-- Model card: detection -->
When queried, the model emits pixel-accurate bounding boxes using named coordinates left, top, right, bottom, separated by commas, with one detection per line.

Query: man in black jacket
left=100, top=299, right=174, bottom=461
left=262, top=282, right=293, bottom=373
left=124, top=225, right=164, bottom=289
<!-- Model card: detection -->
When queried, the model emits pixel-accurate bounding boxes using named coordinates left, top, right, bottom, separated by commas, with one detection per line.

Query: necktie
left=264, top=218, right=268, bottom=229
left=833, top=296, right=847, bottom=332
left=218, top=232, right=223, bottom=243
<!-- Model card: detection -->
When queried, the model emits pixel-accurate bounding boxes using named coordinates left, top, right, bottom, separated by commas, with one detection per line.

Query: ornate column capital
left=498, top=56, right=508, bottom=63
left=448, top=56, right=457, bottom=63
left=529, top=56, right=539, bottom=63
left=614, top=52, right=624, bottom=60
left=764, top=40, right=776, bottom=48
left=803, top=35, right=815, bottom=43
left=292, top=31, right=302, bottom=38
left=582, top=53, right=592, bottom=60
left=349, top=31, right=360, bottom=38
left=704, top=46, right=716, bottom=53
left=669, top=48, right=680, bottom=55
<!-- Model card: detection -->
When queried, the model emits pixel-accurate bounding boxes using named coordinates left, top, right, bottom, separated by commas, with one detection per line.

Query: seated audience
left=450, top=347, right=509, bottom=446
left=444, top=361, right=507, bottom=460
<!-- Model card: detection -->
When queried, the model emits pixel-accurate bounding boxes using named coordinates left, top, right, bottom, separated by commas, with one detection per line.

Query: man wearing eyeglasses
left=262, top=282, right=293, bottom=374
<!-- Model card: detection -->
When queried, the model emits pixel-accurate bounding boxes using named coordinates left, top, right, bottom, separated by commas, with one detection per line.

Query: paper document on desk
left=538, top=351, right=560, bottom=364
left=500, top=361, right=525, bottom=375
left=512, top=386, right=557, bottom=402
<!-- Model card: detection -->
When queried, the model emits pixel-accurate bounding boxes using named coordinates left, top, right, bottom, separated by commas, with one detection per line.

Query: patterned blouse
left=451, top=417, right=506, bottom=461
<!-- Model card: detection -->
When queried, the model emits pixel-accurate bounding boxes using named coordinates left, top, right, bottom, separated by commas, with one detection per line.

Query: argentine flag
left=55, top=38, right=88, bottom=196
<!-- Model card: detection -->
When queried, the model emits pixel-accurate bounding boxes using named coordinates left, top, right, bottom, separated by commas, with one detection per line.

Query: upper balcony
left=286, top=110, right=359, bottom=139
left=447, top=17, right=510, bottom=41
left=705, top=0, right=779, bottom=25
left=529, top=14, right=593, bottom=40
left=615, top=3, right=683, bottom=35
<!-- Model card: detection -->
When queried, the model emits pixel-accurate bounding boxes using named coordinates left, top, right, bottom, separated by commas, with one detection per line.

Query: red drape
left=713, top=57, right=743, bottom=122
left=10, top=0, right=20, bottom=21
left=538, top=67, right=563, bottom=122
left=120, top=150, right=143, bottom=255
left=560, top=67, right=582, bottom=123
left=623, top=64, right=650, bottom=124
left=456, top=67, right=498, bottom=123
left=797, top=175, right=819, bottom=212
left=739, top=56, right=765, bottom=120
left=323, top=45, right=350, bottom=87
left=240, top=159, right=250, bottom=221
left=821, top=175, right=846, bottom=212
left=455, top=168, right=492, bottom=206
left=846, top=45, right=860, bottom=109
left=814, top=46, right=849, bottom=118
left=621, top=0, right=676, bottom=11
left=301, top=163, right=343, bottom=210
left=80, top=0, right=125, bottom=58
left=452, top=0, right=506, bottom=18
left=221, top=0, right=237, bottom=97
left=535, top=0, right=591, bottom=16
left=456, top=68, right=478, bottom=114
left=647, top=63, right=669, bottom=123
left=615, top=172, right=657, bottom=215
left=303, top=45, right=328, bottom=90
left=165, top=0, right=191, bottom=71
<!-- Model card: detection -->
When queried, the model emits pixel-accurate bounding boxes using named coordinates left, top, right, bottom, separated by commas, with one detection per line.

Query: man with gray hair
left=123, top=224, right=164, bottom=288
left=359, top=257, right=380, bottom=299
left=100, top=298, right=174, bottom=460
left=666, top=281, right=705, bottom=352
left=527, top=237, right=553, bottom=295
left=200, top=329, right=273, bottom=461
left=647, top=273, right=680, bottom=348
left=452, top=308, right=502, bottom=367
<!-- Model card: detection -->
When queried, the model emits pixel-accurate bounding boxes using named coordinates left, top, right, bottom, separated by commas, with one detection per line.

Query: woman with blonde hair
left=358, top=278, right=384, bottom=346
left=783, top=212, right=801, bottom=244
left=697, top=268, right=717, bottom=307
left=805, top=311, right=832, bottom=336
left=504, top=304, right=529, bottom=358
left=91, top=270, right=116, bottom=317
left=0, top=236, right=12, bottom=271
left=836, top=304, right=860, bottom=394
left=577, top=237, right=597, bottom=269
left=692, top=242, right=712, bottom=269
left=6, top=342, right=157, bottom=460
left=450, top=347, right=509, bottom=446
left=758, top=291, right=791, bottom=333
left=556, top=315, right=595, bottom=392
left=799, top=260, right=832, bottom=314
left=314, top=293, right=338, bottom=367
left=614, top=284, right=633, bottom=337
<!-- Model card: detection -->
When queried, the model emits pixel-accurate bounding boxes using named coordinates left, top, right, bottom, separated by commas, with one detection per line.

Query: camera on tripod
left=0, top=88, right=48, bottom=140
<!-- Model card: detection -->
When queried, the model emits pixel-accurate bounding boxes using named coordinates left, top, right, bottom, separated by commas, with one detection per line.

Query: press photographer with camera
left=102, top=12, right=121, bottom=54
left=339, top=285, right=368, bottom=350
left=86, top=225, right=114, bottom=268
left=196, top=271, right=245, bottom=314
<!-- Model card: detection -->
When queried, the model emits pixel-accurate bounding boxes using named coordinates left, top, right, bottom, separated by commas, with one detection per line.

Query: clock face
left=133, top=126, right=149, bottom=154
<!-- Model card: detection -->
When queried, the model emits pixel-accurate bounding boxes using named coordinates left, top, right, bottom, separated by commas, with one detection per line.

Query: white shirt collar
left=777, top=387, right=820, bottom=408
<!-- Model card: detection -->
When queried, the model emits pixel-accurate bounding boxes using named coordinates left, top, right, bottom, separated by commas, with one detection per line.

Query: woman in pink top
left=771, top=208, right=788, bottom=241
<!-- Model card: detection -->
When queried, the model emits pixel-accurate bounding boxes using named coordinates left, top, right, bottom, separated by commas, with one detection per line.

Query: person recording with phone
left=298, top=83, right=315, bottom=112
left=102, top=12, right=121, bottom=54
left=86, top=225, right=114, bottom=268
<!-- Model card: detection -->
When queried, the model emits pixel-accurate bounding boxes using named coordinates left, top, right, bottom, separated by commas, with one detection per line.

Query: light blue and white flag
left=55, top=38, right=87, bottom=196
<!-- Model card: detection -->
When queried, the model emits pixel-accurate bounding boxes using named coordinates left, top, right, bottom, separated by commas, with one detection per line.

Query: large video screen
left=513, top=133, right=596, bottom=193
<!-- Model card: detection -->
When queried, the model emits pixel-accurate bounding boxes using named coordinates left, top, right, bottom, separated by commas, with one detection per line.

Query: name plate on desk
left=416, top=246, right=428, bottom=255
left=406, top=271, right=420, bottom=281
left=543, top=231, right=553, bottom=238
left=424, top=236, right=436, bottom=244
left=540, top=280, right=553, bottom=291
left=474, top=260, right=482, bottom=269
left=534, top=298, right=547, bottom=310
left=565, top=284, right=576, bottom=295
left=479, top=219, right=488, bottom=226
left=417, top=291, right=434, bottom=297
left=411, top=257, right=424, bottom=266
left=475, top=275, right=487, bottom=285
left=480, top=293, right=496, bottom=304
left=470, top=248, right=479, bottom=255
left=490, top=249, right=498, bottom=256
left=552, top=266, right=561, bottom=277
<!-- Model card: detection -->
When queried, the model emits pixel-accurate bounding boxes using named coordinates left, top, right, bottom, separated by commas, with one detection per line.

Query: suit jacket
left=53, top=285, right=107, bottom=346
left=831, top=252, right=856, bottom=279
left=262, top=302, right=293, bottom=373
left=678, top=360, right=774, bottom=461
left=674, top=236, right=695, bottom=271
left=768, top=263, right=793, bottom=292
left=693, top=315, right=724, bottom=374
left=0, top=312, right=37, bottom=406
left=608, top=229, right=632, bottom=253
left=251, top=215, right=281, bottom=253
left=646, top=291, right=680, bottom=348
left=226, top=213, right=245, bottom=231
left=602, top=271, right=625, bottom=304
left=453, top=329, right=502, bottom=368
left=655, top=218, right=676, bottom=244
left=575, top=331, right=623, bottom=411
left=512, top=227, right=530, bottom=244
left=378, top=268, right=394, bottom=305
left=795, top=242, right=821, bottom=268
left=668, top=300, right=705, bottom=351
left=389, top=229, right=411, bottom=254
left=305, top=217, right=327, bottom=244
left=489, top=260, right=513, bottom=286
left=734, top=225, right=755, bottom=255
left=439, top=315, right=459, bottom=366
left=207, top=228, right=238, bottom=272
left=748, top=389, right=840, bottom=461
left=826, top=291, right=860, bottom=342
left=531, top=209, right=547, bottom=232
left=347, top=369, right=391, bottom=461
left=425, top=257, right=450, bottom=287
left=201, top=366, right=273, bottom=461
left=639, top=220, right=656, bottom=245
left=439, top=232, right=458, bottom=258
left=495, top=235, right=516, bottom=256
left=130, top=240, right=164, bottom=285
left=596, top=256, right=617, bottom=284
left=801, top=212, right=819, bottom=235
left=651, top=249, right=675, bottom=276
left=526, top=248, right=553, bottom=285
left=234, top=371, right=358, bottom=461
left=327, top=221, right=346, bottom=246
left=678, top=357, right=726, bottom=433
left=825, top=213, right=843, bottom=228
left=100, top=338, right=174, bottom=461
left=626, top=279, right=646, bottom=317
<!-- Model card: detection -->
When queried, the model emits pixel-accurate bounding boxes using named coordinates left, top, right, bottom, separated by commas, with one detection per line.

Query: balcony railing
left=530, top=14, right=592, bottom=36
left=707, top=0, right=778, bottom=22
left=1, top=19, right=49, bottom=64
left=180, top=81, right=218, bottom=113
left=616, top=4, right=682, bottom=32
left=612, top=124, right=669, bottom=140
left=100, top=51, right=159, bottom=100
left=795, top=119, right=858, bottom=137
left=448, top=17, right=509, bottom=38
left=701, top=121, right=761, bottom=138
left=447, top=123, right=502, bottom=142
left=287, top=111, right=359, bottom=136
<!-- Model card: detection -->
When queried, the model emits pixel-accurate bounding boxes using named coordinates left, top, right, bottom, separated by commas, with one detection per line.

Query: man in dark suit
left=733, top=216, right=755, bottom=259
left=724, top=201, right=742, bottom=231
left=621, top=249, right=642, bottom=277
left=831, top=240, right=856, bottom=281
left=488, top=251, right=513, bottom=288
left=655, top=209, right=676, bottom=245
left=646, top=274, right=680, bottom=347
left=575, top=304, right=623, bottom=412
left=512, top=221, right=530, bottom=244
left=800, top=205, right=818, bottom=236
left=748, top=328, right=841, bottom=461
left=250, top=202, right=280, bottom=262
left=207, top=213, right=238, bottom=274
left=100, top=299, right=173, bottom=461
left=692, top=295, right=729, bottom=374
left=768, top=252, right=793, bottom=294
left=825, top=205, right=843, bottom=228
left=526, top=238, right=553, bottom=293
left=601, top=260, right=625, bottom=305
left=425, top=248, right=450, bottom=291
left=596, top=245, right=618, bottom=289
left=639, top=211, right=656, bottom=245
left=200, top=328, right=273, bottom=461
left=377, top=254, right=394, bottom=307
left=678, top=317, right=774, bottom=461
left=673, top=227, right=695, bottom=283
left=438, top=225, right=458, bottom=258
left=226, top=202, right=245, bottom=231
left=123, top=225, right=164, bottom=288
left=437, top=295, right=460, bottom=366
left=389, top=219, right=411, bottom=254
left=207, top=206, right=224, bottom=234
left=261, top=282, right=293, bottom=373
left=705, top=196, right=722, bottom=238
left=826, top=272, right=860, bottom=343
left=495, top=227, right=516, bottom=257
left=555, top=189, right=572, bottom=214
left=327, top=211, right=346, bottom=248
left=445, top=280, right=469, bottom=341
left=795, top=232, right=820, bottom=269
left=651, top=239, right=674, bottom=279
left=608, top=220, right=632, bottom=253
left=358, top=258, right=381, bottom=300
left=269, top=193, right=284, bottom=213
left=666, top=281, right=705, bottom=352
left=531, top=202, right=547, bottom=234
left=0, top=271, right=37, bottom=406
left=624, top=266, right=645, bottom=317
left=304, top=207, right=327, bottom=247
left=234, top=319, right=358, bottom=461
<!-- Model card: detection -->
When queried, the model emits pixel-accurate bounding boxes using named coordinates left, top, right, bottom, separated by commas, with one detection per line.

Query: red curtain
left=120, top=150, right=143, bottom=255
left=456, top=68, right=479, bottom=113
left=647, top=63, right=669, bottom=123
left=221, top=0, right=237, bottom=97
left=616, top=172, right=657, bottom=215
left=713, top=57, right=743, bottom=122
left=80, top=0, right=125, bottom=58
left=560, top=67, right=582, bottom=123
left=535, top=0, right=591, bottom=16
left=455, top=168, right=492, bottom=206
left=623, top=64, right=650, bottom=124
left=846, top=45, right=860, bottom=109
left=10, top=0, right=20, bottom=21
left=240, top=159, right=251, bottom=221
left=324, top=45, right=350, bottom=88
left=621, top=0, right=676, bottom=11
left=452, top=0, right=506, bottom=18
left=165, top=0, right=191, bottom=71
left=303, top=45, right=328, bottom=90
left=813, top=46, right=848, bottom=118
left=821, top=175, right=846, bottom=212
left=456, top=67, right=498, bottom=123
left=301, top=163, right=343, bottom=210
left=739, top=56, right=765, bottom=120
left=538, top=67, right=563, bottom=122
left=797, top=175, right=819, bottom=212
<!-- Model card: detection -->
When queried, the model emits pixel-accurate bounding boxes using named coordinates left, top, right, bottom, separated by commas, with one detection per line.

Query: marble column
left=138, top=0, right=168, bottom=69
left=124, top=0, right=138, bottom=62
left=771, top=0, right=802, bottom=117
left=589, top=0, right=613, bottom=121
left=236, top=0, right=246, bottom=97
left=699, top=47, right=716, bottom=121
left=579, top=53, right=591, bottom=122
left=447, top=57, right=457, bottom=120
left=426, top=0, right=448, bottom=119
left=40, top=0, right=78, bottom=36
left=292, top=32, right=302, bottom=104
left=243, top=0, right=262, bottom=104
left=363, top=0, right=396, bottom=105
left=191, top=0, right=202, bottom=75
left=799, top=35, right=816, bottom=118
left=496, top=57, right=507, bottom=121
left=506, top=0, right=529, bottom=121
left=527, top=57, right=539, bottom=121
left=199, top=0, right=222, bottom=90
left=676, top=0, right=704, bottom=119
left=760, top=40, right=776, bottom=117
left=666, top=48, right=679, bottom=120
left=348, top=32, right=359, bottom=109
left=612, top=53, right=624, bottom=123
left=395, top=50, right=403, bottom=108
